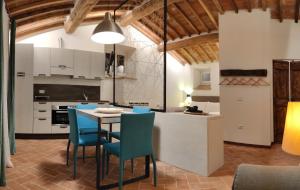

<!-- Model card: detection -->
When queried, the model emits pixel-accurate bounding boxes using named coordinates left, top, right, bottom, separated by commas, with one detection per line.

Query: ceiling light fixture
left=91, top=12, right=125, bottom=44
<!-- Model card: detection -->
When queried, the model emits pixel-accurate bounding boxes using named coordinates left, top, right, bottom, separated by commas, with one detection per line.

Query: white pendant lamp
left=91, top=12, right=125, bottom=44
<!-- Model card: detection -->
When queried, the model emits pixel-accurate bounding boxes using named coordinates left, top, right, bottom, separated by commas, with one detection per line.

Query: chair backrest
left=75, top=104, right=98, bottom=129
left=75, top=104, right=97, bottom=110
left=133, top=106, right=151, bottom=113
left=68, top=108, right=79, bottom=145
left=120, top=112, right=155, bottom=160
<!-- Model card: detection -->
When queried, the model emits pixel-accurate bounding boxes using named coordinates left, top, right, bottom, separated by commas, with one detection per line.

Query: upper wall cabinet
left=34, top=47, right=51, bottom=76
left=90, top=52, right=105, bottom=79
left=73, top=50, right=91, bottom=79
left=50, top=48, right=74, bottom=75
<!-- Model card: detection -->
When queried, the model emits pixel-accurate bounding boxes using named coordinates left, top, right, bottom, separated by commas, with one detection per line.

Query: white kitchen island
left=153, top=112, right=223, bottom=176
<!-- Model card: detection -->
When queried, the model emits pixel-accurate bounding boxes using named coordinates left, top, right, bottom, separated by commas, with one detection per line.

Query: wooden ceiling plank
left=211, top=0, right=224, bottom=14
left=157, top=33, right=219, bottom=52
left=230, top=0, right=239, bottom=13
left=10, top=0, right=73, bottom=17
left=173, top=3, right=201, bottom=34
left=183, top=1, right=210, bottom=33
left=197, top=0, right=218, bottom=29
left=142, top=16, right=173, bottom=40
left=198, top=45, right=213, bottom=62
left=119, top=0, right=182, bottom=26
left=64, top=0, right=99, bottom=34
left=193, top=46, right=209, bottom=62
left=205, top=43, right=218, bottom=61
left=181, top=48, right=196, bottom=64
left=191, top=47, right=205, bottom=63
left=131, top=21, right=161, bottom=44
left=155, top=11, right=181, bottom=38
left=295, top=0, right=300, bottom=23
left=168, top=11, right=190, bottom=37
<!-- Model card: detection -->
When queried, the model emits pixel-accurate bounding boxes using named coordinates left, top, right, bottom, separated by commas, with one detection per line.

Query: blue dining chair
left=66, top=108, right=107, bottom=179
left=103, top=112, right=157, bottom=190
left=109, top=106, right=151, bottom=172
left=74, top=104, right=108, bottom=160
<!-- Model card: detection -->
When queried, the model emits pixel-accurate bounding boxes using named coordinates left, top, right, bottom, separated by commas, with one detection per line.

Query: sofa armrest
left=233, top=164, right=300, bottom=190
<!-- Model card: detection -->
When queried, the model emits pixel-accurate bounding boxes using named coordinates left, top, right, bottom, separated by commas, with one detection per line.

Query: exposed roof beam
left=197, top=0, right=218, bottom=29
left=157, top=33, right=219, bottom=52
left=168, top=11, right=190, bottom=36
left=230, top=0, right=239, bottom=13
left=64, top=0, right=99, bottom=33
left=173, top=3, right=201, bottom=34
left=247, top=0, right=252, bottom=12
left=261, top=0, right=267, bottom=11
left=141, top=16, right=173, bottom=40
left=295, top=0, right=300, bottom=23
left=184, top=1, right=209, bottom=33
left=212, top=0, right=224, bottom=14
left=198, top=45, right=213, bottom=62
left=119, top=0, right=182, bottom=27
left=278, top=0, right=283, bottom=22
left=131, top=21, right=161, bottom=44
left=180, top=49, right=195, bottom=64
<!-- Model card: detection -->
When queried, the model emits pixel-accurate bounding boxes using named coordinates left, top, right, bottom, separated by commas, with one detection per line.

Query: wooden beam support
left=198, top=45, right=213, bottom=62
left=184, top=1, right=210, bottom=33
left=278, top=0, right=283, bottom=22
left=295, top=0, right=300, bottom=23
left=197, top=0, right=218, bottom=29
left=141, top=16, right=173, bottom=40
left=131, top=21, right=161, bottom=44
left=119, top=0, right=182, bottom=26
left=247, top=0, right=252, bottom=12
left=211, top=0, right=224, bottom=14
left=64, top=0, right=99, bottom=34
left=173, top=3, right=201, bottom=34
left=230, top=0, right=239, bottom=13
left=181, top=48, right=196, bottom=64
left=157, top=33, right=219, bottom=52
left=168, top=11, right=190, bottom=36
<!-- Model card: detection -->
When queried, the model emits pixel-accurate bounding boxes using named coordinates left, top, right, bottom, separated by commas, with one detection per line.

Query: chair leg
left=130, top=159, right=134, bottom=174
left=82, top=146, right=86, bottom=162
left=119, top=159, right=124, bottom=190
left=66, top=140, right=71, bottom=166
left=101, top=148, right=105, bottom=180
left=73, top=145, right=78, bottom=179
left=106, top=153, right=110, bottom=175
left=151, top=154, right=157, bottom=186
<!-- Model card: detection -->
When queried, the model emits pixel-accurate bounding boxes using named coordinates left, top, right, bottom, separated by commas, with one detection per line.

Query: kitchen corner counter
left=153, top=112, right=224, bottom=176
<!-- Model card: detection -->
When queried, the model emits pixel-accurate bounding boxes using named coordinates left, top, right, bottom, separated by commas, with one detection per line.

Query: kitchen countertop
left=33, top=100, right=110, bottom=103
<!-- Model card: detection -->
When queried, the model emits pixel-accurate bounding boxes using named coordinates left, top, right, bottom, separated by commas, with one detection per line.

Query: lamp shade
left=91, top=12, right=125, bottom=44
left=282, top=102, right=300, bottom=155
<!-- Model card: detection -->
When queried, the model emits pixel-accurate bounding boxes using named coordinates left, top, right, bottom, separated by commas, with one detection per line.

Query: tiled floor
left=1, top=140, right=300, bottom=190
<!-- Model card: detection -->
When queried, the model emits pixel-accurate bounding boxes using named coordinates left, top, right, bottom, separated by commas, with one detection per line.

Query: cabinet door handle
left=78, top=76, right=85, bottom=79
left=38, top=102, right=46, bottom=104
left=17, top=72, right=25, bottom=77
left=38, top=110, right=47, bottom=112
left=60, top=125, right=68, bottom=129
left=58, top=65, right=67, bottom=69
left=38, top=118, right=47, bottom=121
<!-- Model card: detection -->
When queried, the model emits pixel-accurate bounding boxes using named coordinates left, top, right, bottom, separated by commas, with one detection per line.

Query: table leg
left=96, top=118, right=102, bottom=190
left=145, top=155, right=150, bottom=177
left=109, top=123, right=113, bottom=143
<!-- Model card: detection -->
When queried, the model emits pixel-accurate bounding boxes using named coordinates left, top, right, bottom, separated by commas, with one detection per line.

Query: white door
left=15, top=44, right=34, bottom=133
left=90, top=52, right=105, bottom=79
left=33, top=47, right=51, bottom=76
left=73, top=50, right=91, bottom=79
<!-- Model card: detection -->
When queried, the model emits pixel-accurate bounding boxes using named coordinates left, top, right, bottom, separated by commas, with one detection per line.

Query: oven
left=52, top=105, right=70, bottom=125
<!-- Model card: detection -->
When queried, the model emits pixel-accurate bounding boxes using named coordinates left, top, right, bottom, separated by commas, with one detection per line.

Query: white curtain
left=3, top=2, right=13, bottom=168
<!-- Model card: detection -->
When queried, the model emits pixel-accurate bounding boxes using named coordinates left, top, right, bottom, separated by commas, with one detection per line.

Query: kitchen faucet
left=83, top=90, right=88, bottom=101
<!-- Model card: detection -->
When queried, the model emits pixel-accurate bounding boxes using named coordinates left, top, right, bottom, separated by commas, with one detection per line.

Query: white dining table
left=77, top=109, right=151, bottom=190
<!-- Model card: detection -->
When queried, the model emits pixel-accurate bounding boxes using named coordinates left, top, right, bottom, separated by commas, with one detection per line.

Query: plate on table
left=95, top=108, right=124, bottom=114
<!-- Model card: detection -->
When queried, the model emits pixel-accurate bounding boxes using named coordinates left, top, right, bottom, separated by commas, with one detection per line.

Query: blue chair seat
left=79, top=134, right=108, bottom=146
left=104, top=142, right=120, bottom=156
left=110, top=132, right=120, bottom=139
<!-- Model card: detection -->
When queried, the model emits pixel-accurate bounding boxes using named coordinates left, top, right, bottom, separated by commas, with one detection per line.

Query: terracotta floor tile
left=2, top=140, right=300, bottom=190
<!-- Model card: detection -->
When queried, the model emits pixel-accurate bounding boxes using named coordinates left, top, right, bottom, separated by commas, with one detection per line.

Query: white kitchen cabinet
left=15, top=44, right=34, bottom=134
left=33, top=47, right=51, bottom=76
left=33, top=118, right=52, bottom=134
left=90, top=52, right=105, bottom=79
left=50, top=48, right=74, bottom=75
left=73, top=50, right=91, bottom=79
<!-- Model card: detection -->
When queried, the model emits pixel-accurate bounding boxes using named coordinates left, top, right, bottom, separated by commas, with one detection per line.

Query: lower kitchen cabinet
left=33, top=118, right=52, bottom=134
left=52, top=125, right=69, bottom=134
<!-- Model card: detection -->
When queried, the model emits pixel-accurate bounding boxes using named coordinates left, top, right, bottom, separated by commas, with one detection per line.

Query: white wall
left=220, top=9, right=300, bottom=145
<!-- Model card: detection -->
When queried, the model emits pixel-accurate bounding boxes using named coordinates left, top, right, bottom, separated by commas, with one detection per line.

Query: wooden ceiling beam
left=173, top=3, right=201, bottom=34
left=212, top=0, right=224, bottom=14
left=9, top=0, right=73, bottom=17
left=261, top=0, right=267, bottom=11
left=157, top=33, right=219, bottom=52
left=204, top=43, right=218, bottom=61
left=191, top=47, right=205, bottom=63
left=197, top=0, right=218, bottom=29
left=247, top=0, right=252, bottom=12
left=131, top=21, right=161, bottom=44
left=141, top=16, right=173, bottom=40
left=295, top=0, right=300, bottom=23
left=180, top=48, right=195, bottom=64
left=184, top=1, right=210, bottom=33
left=197, top=45, right=213, bottom=62
left=278, top=0, right=283, bottom=22
left=230, top=0, right=239, bottom=13
left=119, top=0, right=182, bottom=27
left=64, top=0, right=99, bottom=34
left=168, top=50, right=189, bottom=64
left=168, top=11, right=190, bottom=37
